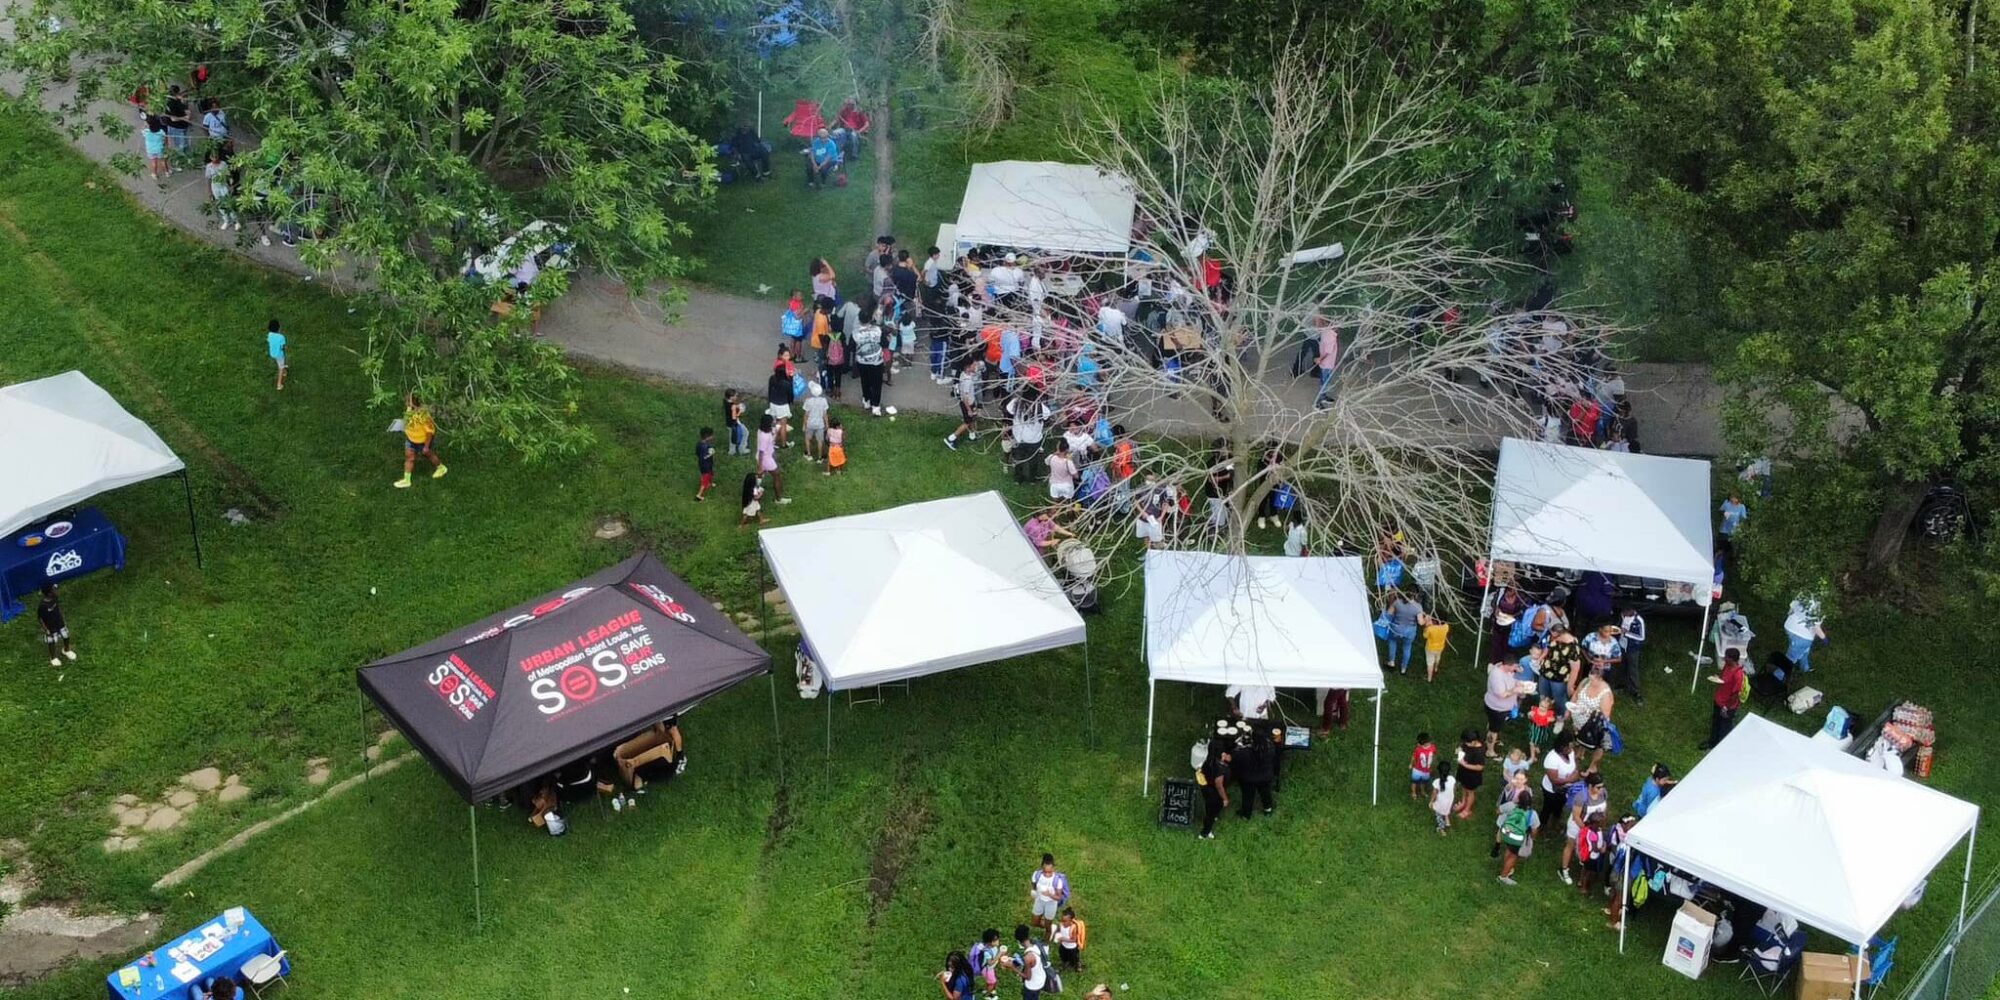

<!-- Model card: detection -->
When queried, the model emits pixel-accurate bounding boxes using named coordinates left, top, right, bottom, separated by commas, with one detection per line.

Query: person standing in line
left=1005, top=390, right=1050, bottom=484
left=1234, top=725, right=1277, bottom=819
left=1496, top=789, right=1534, bottom=885
left=765, top=364, right=795, bottom=450
left=163, top=84, right=193, bottom=152
left=394, top=393, right=445, bottom=487
left=205, top=149, right=240, bottom=230
left=851, top=311, right=887, bottom=415
left=1483, top=658, right=1522, bottom=756
left=723, top=389, right=748, bottom=455
left=693, top=427, right=715, bottom=501
left=1028, top=853, right=1070, bottom=934
left=1383, top=589, right=1423, bottom=674
left=38, top=585, right=77, bottom=667
left=1701, top=647, right=1746, bottom=749
left=1046, top=439, right=1080, bottom=503
left=264, top=318, right=288, bottom=390
left=1537, top=737, right=1580, bottom=840
left=755, top=414, right=791, bottom=506
left=1616, top=606, right=1647, bottom=706
left=1544, top=630, right=1584, bottom=720
left=1557, top=770, right=1607, bottom=886
left=1452, top=729, right=1486, bottom=819
left=800, top=382, right=829, bottom=464
left=944, top=357, right=984, bottom=450
left=1431, top=760, right=1457, bottom=835
left=1196, top=733, right=1230, bottom=840
left=142, top=116, right=170, bottom=183
left=1718, top=491, right=1748, bottom=557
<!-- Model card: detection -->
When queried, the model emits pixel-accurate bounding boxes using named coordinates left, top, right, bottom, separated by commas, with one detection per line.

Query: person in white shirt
left=1616, top=607, right=1647, bottom=705
left=1783, top=597, right=1827, bottom=672
left=1026, top=267, right=1047, bottom=310
left=1045, top=439, right=1080, bottom=501
left=986, top=254, right=1024, bottom=300
left=1096, top=304, right=1127, bottom=342
left=1225, top=683, right=1276, bottom=721
left=1283, top=512, right=1308, bottom=557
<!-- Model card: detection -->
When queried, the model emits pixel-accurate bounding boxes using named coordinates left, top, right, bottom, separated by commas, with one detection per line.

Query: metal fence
left=1899, top=869, right=2000, bottom=1000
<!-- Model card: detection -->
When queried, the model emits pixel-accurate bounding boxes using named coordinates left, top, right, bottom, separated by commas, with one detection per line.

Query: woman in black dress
left=1453, top=729, right=1487, bottom=820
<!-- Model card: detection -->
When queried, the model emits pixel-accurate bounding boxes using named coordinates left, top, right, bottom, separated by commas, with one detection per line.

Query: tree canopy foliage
left=1603, top=0, right=2000, bottom=594
left=5, top=0, right=717, bottom=457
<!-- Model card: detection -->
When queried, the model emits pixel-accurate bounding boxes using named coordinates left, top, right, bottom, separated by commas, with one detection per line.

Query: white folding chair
left=239, top=949, right=289, bottom=997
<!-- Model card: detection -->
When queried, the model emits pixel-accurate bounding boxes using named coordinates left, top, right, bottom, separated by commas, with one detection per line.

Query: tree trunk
left=872, top=88, right=895, bottom=240
left=1863, top=479, right=1930, bottom=574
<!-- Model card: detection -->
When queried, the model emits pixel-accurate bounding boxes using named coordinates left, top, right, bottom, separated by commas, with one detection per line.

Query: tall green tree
left=4, top=0, right=716, bottom=457
left=1605, top=0, right=2000, bottom=594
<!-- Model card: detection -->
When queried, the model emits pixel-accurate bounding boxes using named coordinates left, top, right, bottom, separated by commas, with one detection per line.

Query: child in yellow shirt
left=1421, top=616, right=1450, bottom=682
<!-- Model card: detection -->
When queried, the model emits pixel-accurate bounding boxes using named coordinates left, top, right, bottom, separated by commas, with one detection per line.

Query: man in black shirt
left=1235, top=726, right=1277, bottom=818
left=728, top=124, right=771, bottom=180
left=163, top=85, right=192, bottom=152
left=38, top=585, right=76, bottom=666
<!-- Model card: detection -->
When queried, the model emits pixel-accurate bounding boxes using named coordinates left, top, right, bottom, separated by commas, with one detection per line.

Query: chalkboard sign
left=1159, top=777, right=1197, bottom=828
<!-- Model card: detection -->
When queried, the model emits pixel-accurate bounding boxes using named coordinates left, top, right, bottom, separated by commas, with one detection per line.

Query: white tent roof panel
left=1491, top=438, right=1714, bottom=601
left=1627, top=714, right=1978, bottom=945
left=0, top=371, right=185, bottom=535
left=758, top=492, right=1086, bottom=690
left=954, top=161, right=1136, bottom=256
left=1144, top=551, right=1385, bottom=691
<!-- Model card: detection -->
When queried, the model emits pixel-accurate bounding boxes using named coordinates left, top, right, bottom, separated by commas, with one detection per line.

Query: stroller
left=1055, top=538, right=1100, bottom=612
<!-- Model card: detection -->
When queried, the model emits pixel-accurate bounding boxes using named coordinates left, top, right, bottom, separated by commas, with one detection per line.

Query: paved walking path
left=30, top=75, right=1729, bottom=456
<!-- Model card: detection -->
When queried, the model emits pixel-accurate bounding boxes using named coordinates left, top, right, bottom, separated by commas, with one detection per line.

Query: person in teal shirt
left=807, top=127, right=841, bottom=188
left=265, top=319, right=288, bottom=390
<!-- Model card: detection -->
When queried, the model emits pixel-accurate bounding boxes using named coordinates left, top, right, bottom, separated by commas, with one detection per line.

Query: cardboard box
left=1662, top=901, right=1719, bottom=979
left=1797, top=951, right=1861, bottom=1000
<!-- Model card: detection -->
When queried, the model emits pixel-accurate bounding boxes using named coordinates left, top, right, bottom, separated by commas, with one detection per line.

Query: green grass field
left=0, top=105, right=1994, bottom=1000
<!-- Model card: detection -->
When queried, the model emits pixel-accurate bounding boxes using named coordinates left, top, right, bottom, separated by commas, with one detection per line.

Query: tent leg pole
left=1692, top=602, right=1711, bottom=693
left=469, top=805, right=483, bottom=930
left=357, top=692, right=372, bottom=801
left=824, top=686, right=832, bottom=785
left=1958, top=825, right=1977, bottom=938
left=768, top=673, right=785, bottom=787
left=1084, top=640, right=1097, bottom=752
left=1141, top=680, right=1156, bottom=797
left=1854, top=941, right=1864, bottom=1000
left=1470, top=560, right=1493, bottom=670
left=1618, top=847, right=1631, bottom=953
left=1371, top=689, right=1382, bottom=806
left=181, top=471, right=204, bottom=569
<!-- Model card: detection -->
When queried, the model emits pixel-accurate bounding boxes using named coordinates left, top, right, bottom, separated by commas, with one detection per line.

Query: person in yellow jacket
left=1421, top=614, right=1451, bottom=682
left=395, top=392, right=448, bottom=488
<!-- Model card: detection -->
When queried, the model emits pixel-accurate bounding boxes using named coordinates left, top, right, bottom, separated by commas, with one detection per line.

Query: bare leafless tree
left=963, top=38, right=1631, bottom=612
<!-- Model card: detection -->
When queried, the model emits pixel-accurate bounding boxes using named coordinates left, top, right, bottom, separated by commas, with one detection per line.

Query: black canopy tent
left=357, top=553, right=776, bottom=923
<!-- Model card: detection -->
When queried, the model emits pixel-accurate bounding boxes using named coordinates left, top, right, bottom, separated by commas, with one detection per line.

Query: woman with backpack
left=1496, top=788, right=1535, bottom=885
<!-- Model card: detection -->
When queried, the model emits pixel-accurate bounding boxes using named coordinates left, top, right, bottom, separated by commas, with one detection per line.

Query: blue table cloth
left=105, top=909, right=287, bottom=1000
left=2, top=506, right=124, bottom=622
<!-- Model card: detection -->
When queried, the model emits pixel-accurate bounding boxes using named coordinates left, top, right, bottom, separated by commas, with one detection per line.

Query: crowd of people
left=933, top=852, right=1110, bottom=1000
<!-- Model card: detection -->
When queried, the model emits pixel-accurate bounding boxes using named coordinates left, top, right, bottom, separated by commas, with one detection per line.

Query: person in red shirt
left=1568, top=395, right=1602, bottom=446
left=1410, top=732, right=1438, bottom=802
left=834, top=98, right=871, bottom=160
left=1701, top=647, right=1747, bottom=749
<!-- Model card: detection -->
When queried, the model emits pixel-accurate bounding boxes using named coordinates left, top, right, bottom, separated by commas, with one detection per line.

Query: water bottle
left=154, top=973, right=165, bottom=992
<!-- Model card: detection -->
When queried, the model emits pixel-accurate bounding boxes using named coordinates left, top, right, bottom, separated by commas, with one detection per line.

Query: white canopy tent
left=1471, top=439, right=1714, bottom=685
left=758, top=492, right=1090, bottom=748
left=1142, top=551, right=1387, bottom=803
left=952, top=161, right=1136, bottom=257
left=1620, top=715, right=1979, bottom=997
left=0, top=371, right=200, bottom=562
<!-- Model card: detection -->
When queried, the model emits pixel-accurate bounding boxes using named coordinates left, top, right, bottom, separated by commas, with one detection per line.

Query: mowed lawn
left=0, top=107, right=1994, bottom=1000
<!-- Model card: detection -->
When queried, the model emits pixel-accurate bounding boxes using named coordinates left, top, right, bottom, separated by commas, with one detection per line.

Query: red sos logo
left=463, top=587, right=596, bottom=645
left=630, top=583, right=697, bottom=624
left=532, top=650, right=627, bottom=714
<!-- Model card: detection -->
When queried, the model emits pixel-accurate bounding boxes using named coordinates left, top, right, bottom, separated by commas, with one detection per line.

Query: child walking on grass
left=1431, top=761, right=1456, bottom=834
left=695, top=427, right=715, bottom=501
left=825, top=417, right=847, bottom=475
left=1421, top=614, right=1450, bottom=681
left=738, top=472, right=766, bottom=527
